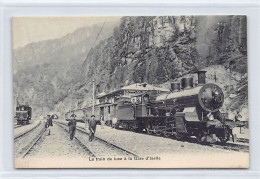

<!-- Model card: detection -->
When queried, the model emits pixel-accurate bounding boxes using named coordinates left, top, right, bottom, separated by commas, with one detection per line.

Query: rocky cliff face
left=81, top=16, right=199, bottom=92
left=79, top=16, right=247, bottom=106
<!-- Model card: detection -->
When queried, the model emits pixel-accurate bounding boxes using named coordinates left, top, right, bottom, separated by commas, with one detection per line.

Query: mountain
left=13, top=16, right=248, bottom=119
left=13, top=21, right=118, bottom=115
left=13, top=21, right=118, bottom=73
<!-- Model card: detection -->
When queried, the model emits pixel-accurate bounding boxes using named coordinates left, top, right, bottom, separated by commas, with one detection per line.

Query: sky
left=12, top=16, right=121, bottom=49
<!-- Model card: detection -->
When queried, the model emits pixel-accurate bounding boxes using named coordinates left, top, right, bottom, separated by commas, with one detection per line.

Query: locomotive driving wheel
left=218, top=127, right=230, bottom=144
left=219, top=136, right=229, bottom=144
left=175, top=132, right=186, bottom=140
left=195, top=133, right=203, bottom=143
left=146, top=123, right=153, bottom=135
left=195, top=132, right=206, bottom=143
left=155, top=130, right=162, bottom=136
left=164, top=131, right=170, bottom=137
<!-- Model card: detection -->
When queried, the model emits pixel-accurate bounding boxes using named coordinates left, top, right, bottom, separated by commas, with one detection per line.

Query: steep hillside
left=13, top=22, right=117, bottom=72
left=13, top=21, right=118, bottom=115
left=74, top=16, right=247, bottom=113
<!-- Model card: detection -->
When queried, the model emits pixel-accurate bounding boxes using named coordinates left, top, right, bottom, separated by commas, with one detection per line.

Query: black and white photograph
left=12, top=16, right=249, bottom=168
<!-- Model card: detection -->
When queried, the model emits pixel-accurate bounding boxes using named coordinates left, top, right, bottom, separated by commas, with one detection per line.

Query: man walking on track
left=67, top=113, right=77, bottom=140
left=89, top=115, right=97, bottom=141
left=49, top=115, right=53, bottom=126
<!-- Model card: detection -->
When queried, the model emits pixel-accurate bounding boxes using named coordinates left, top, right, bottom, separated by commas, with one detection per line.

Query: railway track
left=54, top=121, right=139, bottom=158
left=14, top=121, right=42, bottom=141
left=209, top=141, right=249, bottom=153
left=55, top=121, right=248, bottom=154
left=20, top=127, right=46, bottom=158
left=14, top=125, right=22, bottom=129
left=180, top=136, right=249, bottom=153
left=55, top=122, right=96, bottom=157
left=237, top=138, right=249, bottom=143
left=14, top=123, right=33, bottom=129
left=117, top=126, right=250, bottom=153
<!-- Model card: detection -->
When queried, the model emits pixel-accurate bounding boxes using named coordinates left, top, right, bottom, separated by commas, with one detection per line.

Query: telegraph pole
left=15, top=92, right=19, bottom=107
left=92, top=79, right=95, bottom=115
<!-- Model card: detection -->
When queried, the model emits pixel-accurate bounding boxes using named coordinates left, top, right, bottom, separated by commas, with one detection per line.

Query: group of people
left=67, top=113, right=118, bottom=141
left=67, top=114, right=97, bottom=141
left=44, top=112, right=107, bottom=141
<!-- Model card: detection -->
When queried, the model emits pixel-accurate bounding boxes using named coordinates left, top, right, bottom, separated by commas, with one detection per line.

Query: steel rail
left=55, top=122, right=96, bottom=158
left=14, top=125, right=22, bottom=129
left=14, top=121, right=42, bottom=141
left=209, top=142, right=249, bottom=153
left=21, top=127, right=46, bottom=158
left=55, top=121, right=139, bottom=158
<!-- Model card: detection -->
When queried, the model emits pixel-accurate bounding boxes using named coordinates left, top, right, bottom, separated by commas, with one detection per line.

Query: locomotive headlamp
left=207, top=113, right=214, bottom=121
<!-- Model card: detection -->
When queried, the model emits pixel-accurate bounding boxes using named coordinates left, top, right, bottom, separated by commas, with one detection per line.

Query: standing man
left=100, top=115, right=105, bottom=129
left=234, top=111, right=244, bottom=133
left=234, top=111, right=242, bottom=122
left=112, top=117, right=118, bottom=129
left=45, top=115, right=51, bottom=135
left=84, top=114, right=89, bottom=129
left=67, top=114, right=77, bottom=140
left=46, top=115, right=50, bottom=126
left=49, top=115, right=53, bottom=126
left=89, top=115, right=97, bottom=141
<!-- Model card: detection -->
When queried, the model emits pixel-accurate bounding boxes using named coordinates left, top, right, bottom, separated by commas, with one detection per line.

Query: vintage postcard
left=12, top=16, right=249, bottom=168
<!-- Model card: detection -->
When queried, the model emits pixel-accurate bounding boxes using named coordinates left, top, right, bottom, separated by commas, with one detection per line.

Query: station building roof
left=97, top=83, right=170, bottom=99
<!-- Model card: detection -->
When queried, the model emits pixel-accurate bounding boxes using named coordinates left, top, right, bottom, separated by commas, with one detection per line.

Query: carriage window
left=136, top=97, right=142, bottom=103
left=143, top=95, right=149, bottom=103
left=166, top=108, right=171, bottom=116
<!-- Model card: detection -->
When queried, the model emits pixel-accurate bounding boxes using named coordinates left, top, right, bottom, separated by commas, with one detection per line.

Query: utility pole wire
left=81, top=18, right=107, bottom=72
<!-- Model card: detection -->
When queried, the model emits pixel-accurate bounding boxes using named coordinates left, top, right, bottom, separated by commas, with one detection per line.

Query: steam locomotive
left=115, top=71, right=236, bottom=144
left=14, top=105, right=32, bottom=125
left=66, top=70, right=236, bottom=144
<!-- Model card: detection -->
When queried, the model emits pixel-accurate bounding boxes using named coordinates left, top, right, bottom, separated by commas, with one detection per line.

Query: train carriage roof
left=97, top=83, right=169, bottom=99
left=16, top=111, right=28, bottom=113
left=121, top=83, right=169, bottom=92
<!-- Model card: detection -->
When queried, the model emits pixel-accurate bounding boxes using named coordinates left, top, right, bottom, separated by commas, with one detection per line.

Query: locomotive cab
left=131, top=93, right=151, bottom=117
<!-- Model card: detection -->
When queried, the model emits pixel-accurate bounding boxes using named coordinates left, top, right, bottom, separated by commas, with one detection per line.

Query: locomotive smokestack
left=170, top=82, right=180, bottom=92
left=181, top=77, right=193, bottom=89
left=197, top=70, right=207, bottom=85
